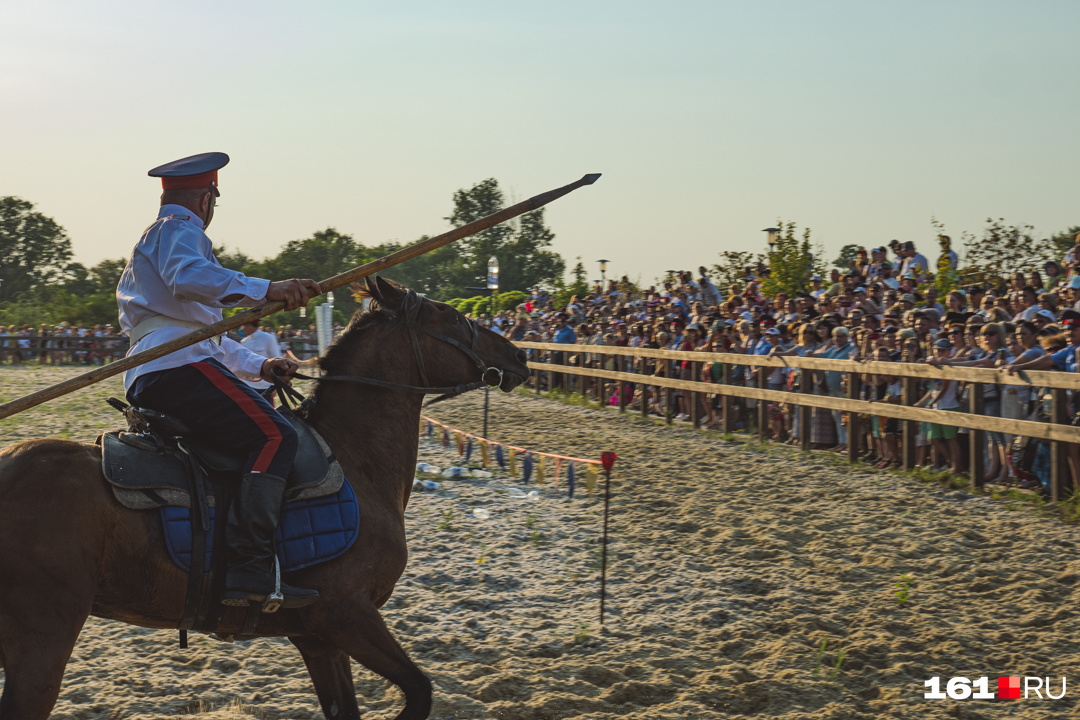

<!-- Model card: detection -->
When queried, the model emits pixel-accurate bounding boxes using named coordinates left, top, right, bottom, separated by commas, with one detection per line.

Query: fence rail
left=515, top=341, right=1078, bottom=501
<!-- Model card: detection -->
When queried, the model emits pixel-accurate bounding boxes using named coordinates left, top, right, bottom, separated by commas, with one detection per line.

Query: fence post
left=691, top=361, right=702, bottom=429
left=722, top=364, right=734, bottom=435
left=573, top=350, right=581, bottom=396
left=902, top=377, right=918, bottom=470
left=846, top=371, right=862, bottom=464
left=1050, top=387, right=1070, bottom=503
left=535, top=349, right=542, bottom=395
left=641, top=357, right=650, bottom=419
left=665, top=359, right=674, bottom=425
left=799, top=367, right=812, bottom=453
left=549, top=348, right=557, bottom=394
left=558, top=350, right=567, bottom=395
left=968, top=382, right=985, bottom=491
left=618, top=369, right=627, bottom=414
left=756, top=366, right=768, bottom=442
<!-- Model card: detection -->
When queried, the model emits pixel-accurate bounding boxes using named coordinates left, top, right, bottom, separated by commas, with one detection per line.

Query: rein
left=273, top=290, right=505, bottom=407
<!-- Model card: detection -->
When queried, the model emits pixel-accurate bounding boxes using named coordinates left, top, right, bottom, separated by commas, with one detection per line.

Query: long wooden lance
left=0, top=173, right=601, bottom=420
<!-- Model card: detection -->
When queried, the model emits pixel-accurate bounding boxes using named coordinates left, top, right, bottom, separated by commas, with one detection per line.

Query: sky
left=1, top=0, right=1078, bottom=286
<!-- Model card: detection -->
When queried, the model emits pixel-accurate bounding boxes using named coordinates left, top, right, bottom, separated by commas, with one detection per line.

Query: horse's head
left=317, top=277, right=530, bottom=396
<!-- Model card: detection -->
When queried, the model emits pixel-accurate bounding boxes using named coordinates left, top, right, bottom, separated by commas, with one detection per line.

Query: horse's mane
left=298, top=280, right=405, bottom=420
left=317, top=303, right=388, bottom=376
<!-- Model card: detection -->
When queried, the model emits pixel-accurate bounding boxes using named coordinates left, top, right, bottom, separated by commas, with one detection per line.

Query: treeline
left=0, top=178, right=568, bottom=328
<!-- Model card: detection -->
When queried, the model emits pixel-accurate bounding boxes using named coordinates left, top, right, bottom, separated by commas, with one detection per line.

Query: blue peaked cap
left=148, top=152, right=229, bottom=188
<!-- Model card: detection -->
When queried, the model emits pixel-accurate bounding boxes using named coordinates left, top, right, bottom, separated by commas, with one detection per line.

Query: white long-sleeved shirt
left=117, top=205, right=271, bottom=392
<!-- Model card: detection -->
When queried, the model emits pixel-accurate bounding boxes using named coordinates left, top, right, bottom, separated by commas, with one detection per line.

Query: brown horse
left=0, top=277, right=530, bottom=720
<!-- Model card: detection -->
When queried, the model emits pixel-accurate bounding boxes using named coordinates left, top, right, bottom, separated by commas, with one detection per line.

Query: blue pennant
left=495, top=444, right=506, bottom=468
left=523, top=451, right=533, bottom=484
left=567, top=462, right=575, bottom=499
left=465, top=437, right=473, bottom=462
left=442, top=428, right=450, bottom=448
left=426, top=421, right=433, bottom=437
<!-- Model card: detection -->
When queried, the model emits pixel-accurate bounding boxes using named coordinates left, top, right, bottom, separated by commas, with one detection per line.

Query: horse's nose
left=516, top=349, right=528, bottom=366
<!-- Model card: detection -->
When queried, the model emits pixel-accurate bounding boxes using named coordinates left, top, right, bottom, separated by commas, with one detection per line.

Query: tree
left=216, top=245, right=254, bottom=272
left=832, top=244, right=862, bottom=272
left=1048, top=226, right=1080, bottom=260
left=553, top=257, right=590, bottom=307
left=244, top=228, right=363, bottom=321
left=362, top=240, right=470, bottom=300
left=0, top=197, right=74, bottom=303
left=711, top=251, right=765, bottom=296
left=762, top=221, right=815, bottom=298
left=499, top=209, right=564, bottom=293
left=962, top=218, right=1058, bottom=286
left=445, top=179, right=564, bottom=295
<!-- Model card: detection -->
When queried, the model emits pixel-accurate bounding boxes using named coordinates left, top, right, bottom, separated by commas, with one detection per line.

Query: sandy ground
left=2, top=366, right=1080, bottom=719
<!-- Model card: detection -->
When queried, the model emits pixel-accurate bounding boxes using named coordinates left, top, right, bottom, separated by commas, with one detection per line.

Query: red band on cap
left=161, top=170, right=218, bottom=190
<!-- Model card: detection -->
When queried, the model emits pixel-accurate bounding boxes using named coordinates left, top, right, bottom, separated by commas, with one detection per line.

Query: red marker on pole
left=599, top=451, right=617, bottom=627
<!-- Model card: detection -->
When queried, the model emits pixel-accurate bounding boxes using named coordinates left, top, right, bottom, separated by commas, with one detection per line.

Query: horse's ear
left=374, top=276, right=406, bottom=309
left=359, top=277, right=382, bottom=304
left=351, top=279, right=375, bottom=302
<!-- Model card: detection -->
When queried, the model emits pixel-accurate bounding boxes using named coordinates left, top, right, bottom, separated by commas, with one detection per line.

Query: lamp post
left=762, top=227, right=780, bottom=252
left=487, top=256, right=499, bottom=295
left=597, top=259, right=610, bottom=286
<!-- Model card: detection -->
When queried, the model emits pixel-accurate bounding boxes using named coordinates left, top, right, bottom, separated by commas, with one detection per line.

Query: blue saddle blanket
left=161, top=478, right=359, bottom=573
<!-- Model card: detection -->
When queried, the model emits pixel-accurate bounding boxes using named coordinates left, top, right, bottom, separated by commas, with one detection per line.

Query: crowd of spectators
left=0, top=323, right=326, bottom=365
left=480, top=234, right=1080, bottom=493
left=0, top=323, right=126, bottom=365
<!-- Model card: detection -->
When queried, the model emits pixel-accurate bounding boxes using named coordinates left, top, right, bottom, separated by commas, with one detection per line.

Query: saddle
left=98, top=397, right=356, bottom=643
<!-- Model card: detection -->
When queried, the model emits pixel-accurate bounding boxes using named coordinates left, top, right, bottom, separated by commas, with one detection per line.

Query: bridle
left=277, top=290, right=506, bottom=406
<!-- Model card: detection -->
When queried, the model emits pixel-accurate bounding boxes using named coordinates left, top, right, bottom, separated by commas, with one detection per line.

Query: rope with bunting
left=419, top=415, right=605, bottom=499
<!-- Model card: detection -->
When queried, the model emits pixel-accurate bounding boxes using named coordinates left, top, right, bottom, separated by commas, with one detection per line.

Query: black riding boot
left=221, top=473, right=319, bottom=609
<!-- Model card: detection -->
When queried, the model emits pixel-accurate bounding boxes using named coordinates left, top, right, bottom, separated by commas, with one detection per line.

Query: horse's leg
left=314, top=600, right=432, bottom=720
left=290, top=635, right=362, bottom=720
left=0, top=591, right=90, bottom=720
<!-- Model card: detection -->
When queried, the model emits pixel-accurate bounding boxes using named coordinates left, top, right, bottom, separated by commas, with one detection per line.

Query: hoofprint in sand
left=2, top=366, right=1080, bottom=719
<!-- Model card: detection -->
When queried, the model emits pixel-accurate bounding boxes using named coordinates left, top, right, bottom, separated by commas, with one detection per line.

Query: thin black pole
left=599, top=467, right=612, bottom=626
left=482, top=387, right=490, bottom=440
left=484, top=290, right=494, bottom=439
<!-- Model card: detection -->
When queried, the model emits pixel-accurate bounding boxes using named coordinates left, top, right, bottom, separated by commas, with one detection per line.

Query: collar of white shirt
left=158, top=204, right=206, bottom=229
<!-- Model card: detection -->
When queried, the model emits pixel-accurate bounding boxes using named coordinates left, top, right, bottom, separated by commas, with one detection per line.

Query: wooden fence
left=516, top=341, right=1080, bottom=501
left=0, top=334, right=323, bottom=364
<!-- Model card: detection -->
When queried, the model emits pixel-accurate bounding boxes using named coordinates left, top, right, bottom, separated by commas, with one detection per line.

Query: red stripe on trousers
left=192, top=361, right=282, bottom=474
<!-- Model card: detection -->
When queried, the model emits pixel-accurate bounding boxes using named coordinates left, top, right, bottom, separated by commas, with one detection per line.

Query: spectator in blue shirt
left=553, top=314, right=577, bottom=344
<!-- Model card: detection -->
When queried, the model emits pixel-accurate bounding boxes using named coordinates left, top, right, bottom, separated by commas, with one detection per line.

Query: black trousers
left=129, top=358, right=298, bottom=478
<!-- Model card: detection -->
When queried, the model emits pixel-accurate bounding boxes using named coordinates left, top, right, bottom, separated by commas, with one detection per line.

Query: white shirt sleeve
left=221, top=336, right=267, bottom=380
left=154, top=220, right=270, bottom=307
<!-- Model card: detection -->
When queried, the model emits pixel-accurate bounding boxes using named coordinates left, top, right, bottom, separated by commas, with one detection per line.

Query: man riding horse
left=117, top=151, right=322, bottom=610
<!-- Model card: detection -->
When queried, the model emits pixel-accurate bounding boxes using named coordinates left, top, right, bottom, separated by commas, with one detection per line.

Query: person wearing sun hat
left=116, top=152, right=323, bottom=610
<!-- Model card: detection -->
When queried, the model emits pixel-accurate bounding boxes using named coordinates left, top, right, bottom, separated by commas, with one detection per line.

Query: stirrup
left=221, top=557, right=319, bottom=612
left=261, top=556, right=286, bottom=613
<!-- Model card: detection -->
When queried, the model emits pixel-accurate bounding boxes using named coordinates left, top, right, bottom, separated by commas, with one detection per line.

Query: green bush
left=460, top=296, right=491, bottom=317
left=494, top=290, right=529, bottom=312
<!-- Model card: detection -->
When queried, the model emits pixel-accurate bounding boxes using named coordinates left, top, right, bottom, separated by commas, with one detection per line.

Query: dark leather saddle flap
left=102, top=408, right=331, bottom=497
left=103, top=431, right=189, bottom=493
